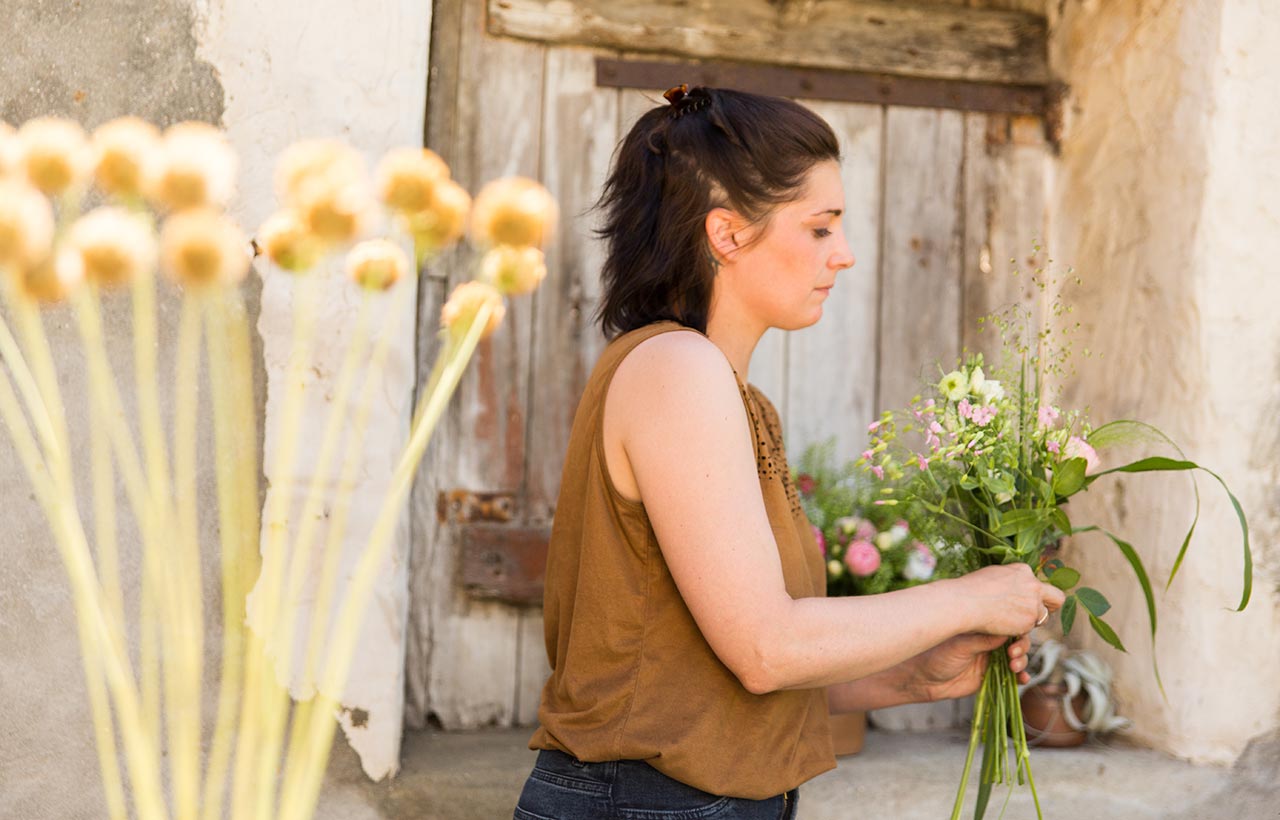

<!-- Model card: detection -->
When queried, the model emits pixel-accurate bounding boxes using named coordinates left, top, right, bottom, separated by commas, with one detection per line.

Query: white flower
left=903, top=546, right=937, bottom=581
left=65, top=207, right=157, bottom=287
left=888, top=522, right=910, bottom=545
left=938, top=370, right=969, bottom=402
left=970, top=366, right=986, bottom=393
left=827, top=559, right=844, bottom=578
left=874, top=532, right=895, bottom=553
left=976, top=379, right=1005, bottom=403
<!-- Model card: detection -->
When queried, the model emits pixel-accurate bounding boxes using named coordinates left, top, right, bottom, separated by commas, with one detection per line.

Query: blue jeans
left=514, top=749, right=799, bottom=820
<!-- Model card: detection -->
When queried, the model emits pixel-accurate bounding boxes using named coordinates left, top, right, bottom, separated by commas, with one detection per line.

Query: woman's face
left=712, top=160, right=855, bottom=332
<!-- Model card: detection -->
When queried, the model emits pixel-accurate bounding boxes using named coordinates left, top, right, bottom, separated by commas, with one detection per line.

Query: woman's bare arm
left=608, top=331, right=1060, bottom=696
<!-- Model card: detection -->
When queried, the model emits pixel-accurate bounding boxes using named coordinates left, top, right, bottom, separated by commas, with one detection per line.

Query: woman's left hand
left=910, top=633, right=1032, bottom=702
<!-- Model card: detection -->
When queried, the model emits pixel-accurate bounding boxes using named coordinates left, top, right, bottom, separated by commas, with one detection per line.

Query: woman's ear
left=705, top=207, right=743, bottom=263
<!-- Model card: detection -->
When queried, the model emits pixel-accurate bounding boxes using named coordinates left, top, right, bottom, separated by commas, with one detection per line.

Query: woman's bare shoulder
left=603, top=328, right=748, bottom=501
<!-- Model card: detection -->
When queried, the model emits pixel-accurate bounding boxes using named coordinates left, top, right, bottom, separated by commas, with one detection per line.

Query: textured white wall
left=195, top=0, right=432, bottom=780
left=1049, top=0, right=1280, bottom=763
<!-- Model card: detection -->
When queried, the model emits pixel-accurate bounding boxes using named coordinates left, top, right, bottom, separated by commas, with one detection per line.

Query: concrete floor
left=316, top=725, right=1280, bottom=820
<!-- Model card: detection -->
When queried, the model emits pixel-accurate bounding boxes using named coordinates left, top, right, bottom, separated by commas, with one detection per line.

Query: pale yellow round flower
left=345, top=239, right=410, bottom=291
left=66, top=207, right=157, bottom=288
left=160, top=208, right=250, bottom=288
left=144, top=121, right=237, bottom=212
left=274, top=139, right=366, bottom=208
left=12, top=248, right=83, bottom=304
left=0, top=179, right=56, bottom=271
left=256, top=210, right=323, bottom=273
left=297, top=180, right=372, bottom=245
left=91, top=116, right=161, bottom=199
left=441, top=281, right=504, bottom=341
left=403, top=179, right=470, bottom=255
left=16, top=117, right=93, bottom=195
left=469, top=176, right=557, bottom=248
left=377, top=147, right=450, bottom=213
left=479, top=244, right=546, bottom=297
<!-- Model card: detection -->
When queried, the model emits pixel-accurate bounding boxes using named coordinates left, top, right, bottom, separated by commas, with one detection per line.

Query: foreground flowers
left=0, top=114, right=557, bottom=820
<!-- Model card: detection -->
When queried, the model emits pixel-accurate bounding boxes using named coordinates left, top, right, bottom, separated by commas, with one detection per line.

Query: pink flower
left=860, top=449, right=874, bottom=462
left=796, top=473, right=816, bottom=495
left=1038, top=405, right=1061, bottom=428
left=970, top=405, right=997, bottom=426
left=844, top=540, right=881, bottom=577
left=924, top=399, right=935, bottom=408
left=929, top=421, right=943, bottom=434
left=1064, top=435, right=1101, bottom=474
left=916, top=455, right=928, bottom=471
left=958, top=399, right=973, bottom=420
left=1046, top=439, right=1060, bottom=455
left=871, top=465, right=885, bottom=480
left=855, top=520, right=878, bottom=542
left=868, top=420, right=882, bottom=433
left=811, top=524, right=826, bottom=555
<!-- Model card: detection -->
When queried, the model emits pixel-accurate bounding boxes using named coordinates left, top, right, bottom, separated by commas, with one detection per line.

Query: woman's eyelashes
left=811, top=227, right=832, bottom=239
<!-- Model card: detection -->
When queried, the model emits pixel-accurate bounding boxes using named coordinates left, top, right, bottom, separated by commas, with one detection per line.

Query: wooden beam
left=488, top=0, right=1048, bottom=85
left=596, top=57, right=1053, bottom=117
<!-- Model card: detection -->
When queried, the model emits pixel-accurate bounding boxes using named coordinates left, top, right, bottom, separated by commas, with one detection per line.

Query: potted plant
left=1017, top=639, right=1130, bottom=747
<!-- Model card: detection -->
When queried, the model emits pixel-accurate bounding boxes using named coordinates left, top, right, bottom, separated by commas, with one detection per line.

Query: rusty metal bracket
left=437, top=489, right=517, bottom=524
left=460, top=523, right=551, bottom=607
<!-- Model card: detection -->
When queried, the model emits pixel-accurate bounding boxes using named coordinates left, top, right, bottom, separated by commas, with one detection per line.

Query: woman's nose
left=831, top=236, right=855, bottom=271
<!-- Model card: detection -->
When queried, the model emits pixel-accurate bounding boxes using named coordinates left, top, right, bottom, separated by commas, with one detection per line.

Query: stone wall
left=1047, top=0, right=1280, bottom=763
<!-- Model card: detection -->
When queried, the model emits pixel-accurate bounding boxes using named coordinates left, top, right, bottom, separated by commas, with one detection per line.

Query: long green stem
left=952, top=661, right=992, bottom=820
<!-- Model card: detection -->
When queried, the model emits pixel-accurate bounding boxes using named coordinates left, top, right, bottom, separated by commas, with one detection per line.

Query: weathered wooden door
left=405, top=0, right=1051, bottom=730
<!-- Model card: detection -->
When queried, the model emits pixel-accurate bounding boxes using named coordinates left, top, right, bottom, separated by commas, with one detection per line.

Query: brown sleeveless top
left=528, top=321, right=836, bottom=799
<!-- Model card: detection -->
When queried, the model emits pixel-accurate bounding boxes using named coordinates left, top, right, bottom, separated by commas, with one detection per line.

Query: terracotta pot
left=1020, top=683, right=1087, bottom=747
left=829, top=710, right=866, bottom=756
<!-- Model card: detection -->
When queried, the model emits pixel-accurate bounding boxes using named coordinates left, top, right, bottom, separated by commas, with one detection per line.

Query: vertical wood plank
left=406, top=0, right=545, bottom=729
left=517, top=46, right=620, bottom=725
left=405, top=0, right=465, bottom=733
left=784, top=101, right=884, bottom=465
left=877, top=107, right=965, bottom=414
left=961, top=112, right=1050, bottom=369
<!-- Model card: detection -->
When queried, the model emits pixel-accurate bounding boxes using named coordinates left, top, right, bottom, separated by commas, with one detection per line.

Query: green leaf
left=1086, top=456, right=1197, bottom=481
left=1049, top=507, right=1072, bottom=536
left=1076, top=587, right=1111, bottom=617
left=1052, top=457, right=1088, bottom=497
left=1088, top=613, right=1127, bottom=652
left=1048, top=567, right=1080, bottom=591
left=994, top=509, right=1044, bottom=537
left=1060, top=596, right=1077, bottom=636
left=1042, top=558, right=1065, bottom=575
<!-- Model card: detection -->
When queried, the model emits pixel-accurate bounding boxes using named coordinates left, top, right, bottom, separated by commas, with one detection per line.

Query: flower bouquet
left=860, top=300, right=1251, bottom=819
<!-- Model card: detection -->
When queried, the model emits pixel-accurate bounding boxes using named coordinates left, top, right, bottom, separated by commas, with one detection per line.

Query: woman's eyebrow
left=809, top=208, right=843, bottom=217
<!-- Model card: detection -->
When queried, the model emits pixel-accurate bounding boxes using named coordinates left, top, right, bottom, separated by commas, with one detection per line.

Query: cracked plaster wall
left=1048, top=0, right=1280, bottom=763
left=0, top=0, right=431, bottom=815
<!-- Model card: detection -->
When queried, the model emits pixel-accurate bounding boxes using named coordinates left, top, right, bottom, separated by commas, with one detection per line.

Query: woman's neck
left=704, top=307, right=765, bottom=384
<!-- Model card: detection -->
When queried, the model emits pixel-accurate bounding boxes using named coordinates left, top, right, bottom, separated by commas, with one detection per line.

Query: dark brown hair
left=594, top=86, right=840, bottom=337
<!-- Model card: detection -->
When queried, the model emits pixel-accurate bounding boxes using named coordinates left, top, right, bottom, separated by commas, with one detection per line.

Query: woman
left=514, top=85, right=1064, bottom=820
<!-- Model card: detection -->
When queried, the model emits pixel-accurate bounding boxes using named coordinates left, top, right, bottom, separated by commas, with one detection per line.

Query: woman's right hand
left=951, top=563, right=1066, bottom=637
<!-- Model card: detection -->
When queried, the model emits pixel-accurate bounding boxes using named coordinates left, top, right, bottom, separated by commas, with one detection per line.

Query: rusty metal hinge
left=437, top=489, right=516, bottom=523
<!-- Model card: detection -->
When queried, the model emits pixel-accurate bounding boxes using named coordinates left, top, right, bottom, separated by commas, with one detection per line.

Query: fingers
left=1041, top=582, right=1067, bottom=611
left=1007, top=634, right=1031, bottom=677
